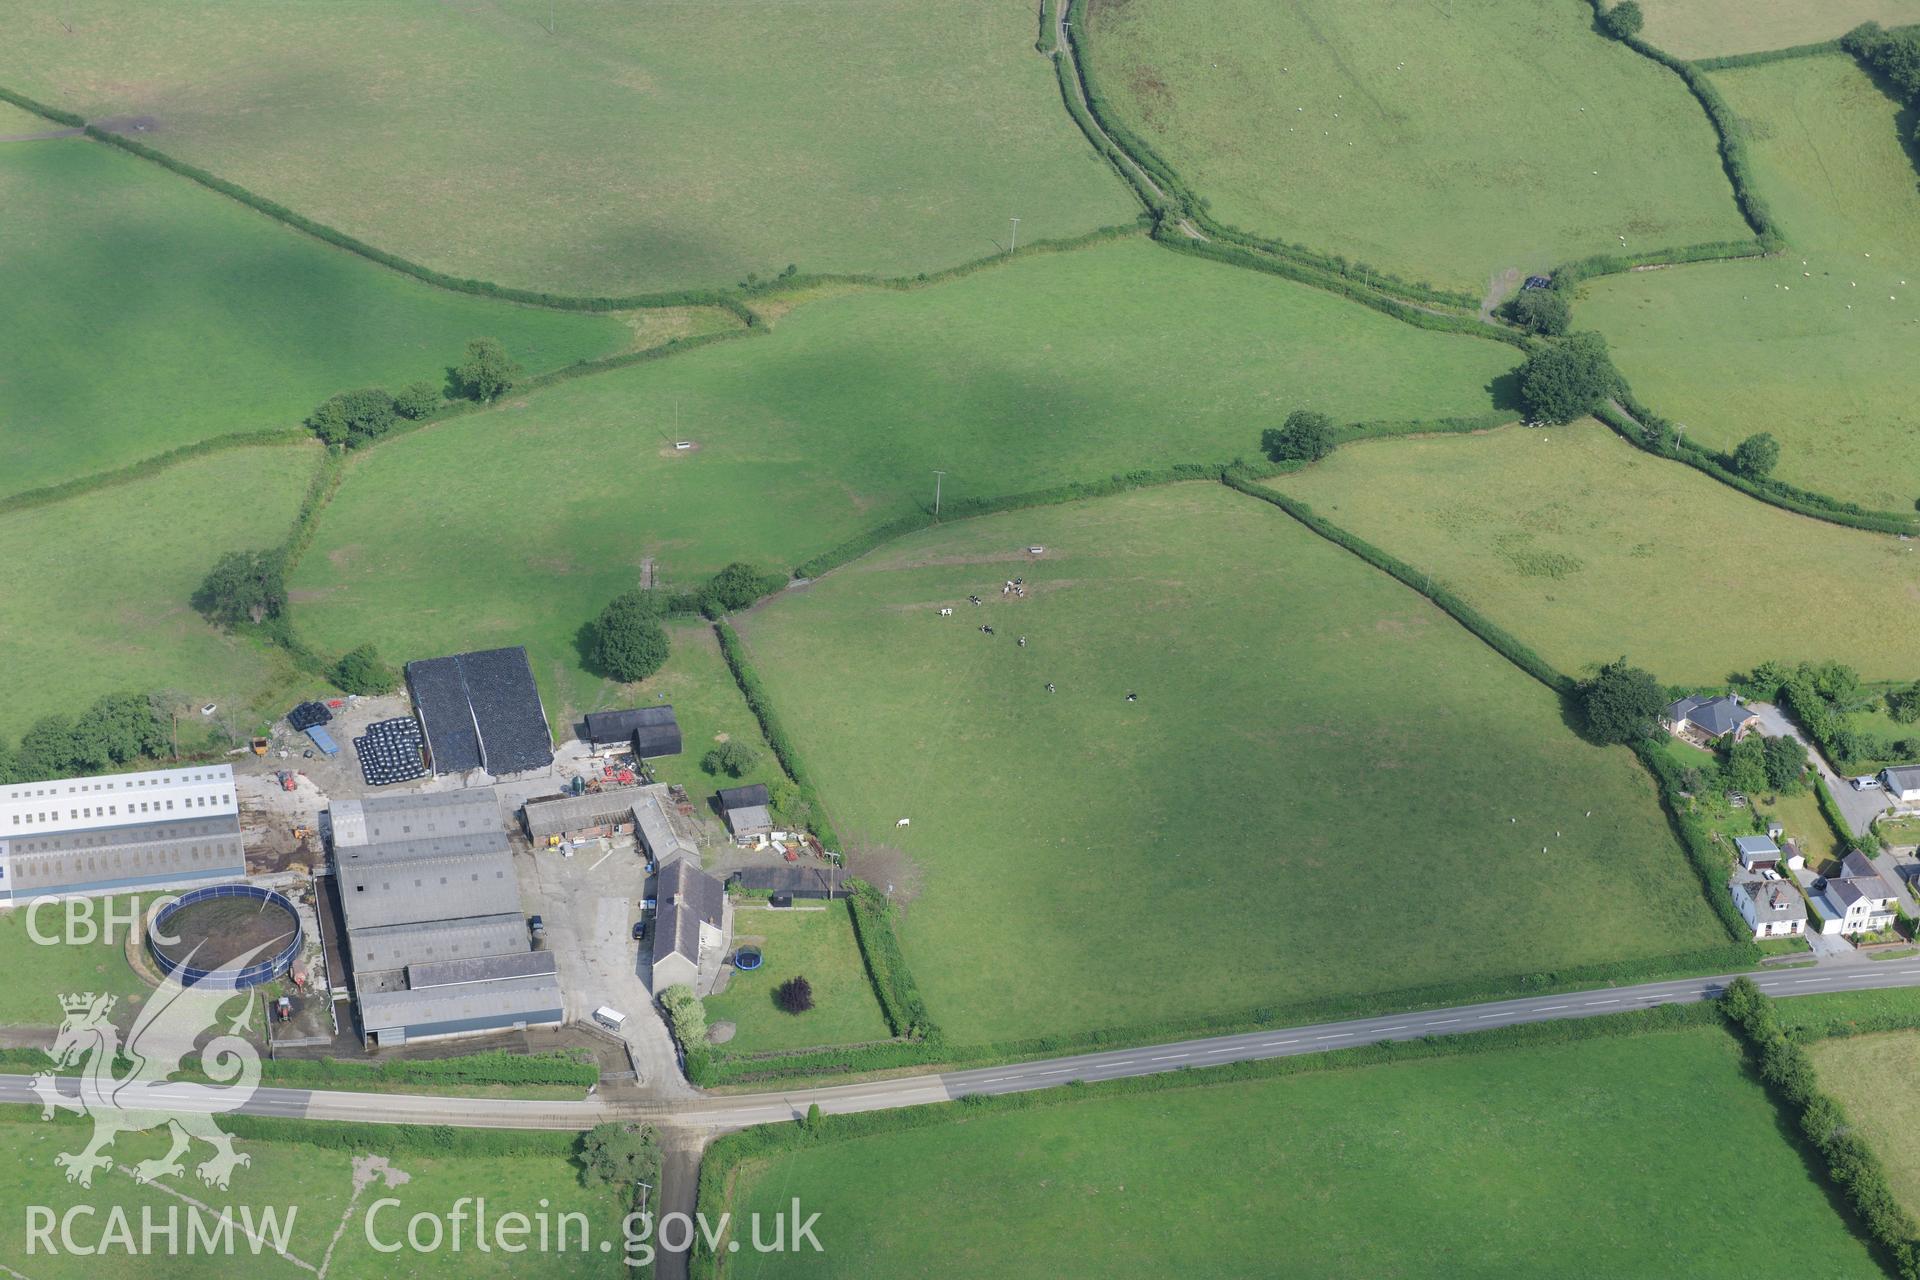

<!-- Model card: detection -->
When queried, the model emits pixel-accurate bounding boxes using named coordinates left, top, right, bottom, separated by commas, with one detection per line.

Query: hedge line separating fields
left=1721, top=980, right=1920, bottom=1279
left=1057, top=0, right=1480, bottom=312
left=843, top=879, right=933, bottom=1039
left=248, top=1050, right=597, bottom=1091
left=0, top=82, right=83, bottom=128
left=1595, top=402, right=1920, bottom=535
left=1036, top=0, right=1057, bottom=54
left=1222, top=471, right=1759, bottom=949
left=690, top=1001, right=1724, bottom=1274
left=7, top=1106, right=585, bottom=1159
left=0, top=427, right=311, bottom=518
left=1549, top=238, right=1770, bottom=288
left=1051, top=52, right=1168, bottom=215
left=1693, top=40, right=1845, bottom=71
left=1580, top=0, right=1782, bottom=250
left=1151, top=232, right=1524, bottom=344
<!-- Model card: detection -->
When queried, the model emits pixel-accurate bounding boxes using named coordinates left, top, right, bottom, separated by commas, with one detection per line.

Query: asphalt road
left=9, top=959, right=1919, bottom=1134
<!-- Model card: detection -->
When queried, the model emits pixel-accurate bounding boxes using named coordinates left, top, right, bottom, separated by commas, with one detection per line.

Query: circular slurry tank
left=148, top=884, right=302, bottom=991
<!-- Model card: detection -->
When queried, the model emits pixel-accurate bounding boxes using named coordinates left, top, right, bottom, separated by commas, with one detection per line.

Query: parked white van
left=593, top=1006, right=628, bottom=1032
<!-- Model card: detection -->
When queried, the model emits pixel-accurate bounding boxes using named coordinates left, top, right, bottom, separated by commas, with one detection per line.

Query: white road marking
left=1429, top=1018, right=1461, bottom=1025
left=1475, top=1012, right=1504, bottom=1020
left=1260, top=1039, right=1300, bottom=1047
left=1534, top=1004, right=1570, bottom=1011
left=1150, top=1054, right=1188, bottom=1062
left=1584, top=999, right=1620, bottom=1005
left=587, top=846, right=618, bottom=873
left=1313, top=1034, right=1349, bottom=1041
left=1374, top=1026, right=1408, bottom=1033
left=1033, top=1068, right=1073, bottom=1076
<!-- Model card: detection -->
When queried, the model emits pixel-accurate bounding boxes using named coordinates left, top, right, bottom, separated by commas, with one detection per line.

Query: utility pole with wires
left=1008, top=216, right=1020, bottom=254
left=932, top=469, right=947, bottom=517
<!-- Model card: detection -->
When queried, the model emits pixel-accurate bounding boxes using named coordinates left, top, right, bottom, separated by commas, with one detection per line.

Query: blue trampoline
left=734, top=946, right=764, bottom=971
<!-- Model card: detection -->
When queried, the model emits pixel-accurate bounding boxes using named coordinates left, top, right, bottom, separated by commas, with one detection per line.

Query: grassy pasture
left=1810, top=1029, right=1920, bottom=1219
left=706, top=901, right=894, bottom=1055
left=0, top=137, right=625, bottom=498
left=1637, top=0, right=1920, bottom=58
left=289, top=239, right=1518, bottom=724
left=1079, top=0, right=1751, bottom=293
left=734, top=484, right=1723, bottom=1045
left=1268, top=423, right=1920, bottom=685
left=0, top=1115, right=621, bottom=1280
left=0, top=895, right=150, bottom=1027
left=0, top=443, right=319, bottom=743
left=1582, top=56, right=1920, bottom=511
left=717, top=1028, right=1880, bottom=1278
left=0, top=0, right=1134, bottom=296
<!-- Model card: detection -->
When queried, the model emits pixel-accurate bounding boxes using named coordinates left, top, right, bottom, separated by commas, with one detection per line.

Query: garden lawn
left=706, top=902, right=893, bottom=1055
left=0, top=895, right=149, bottom=1027
left=0, top=137, right=624, bottom=497
left=1268, top=422, right=1920, bottom=686
left=1810, top=1029, right=1920, bottom=1219
left=0, top=443, right=319, bottom=742
left=291, top=239, right=1518, bottom=728
left=0, top=0, right=1134, bottom=296
left=733, top=484, right=1725, bottom=1046
left=1581, top=55, right=1920, bottom=511
left=1637, top=0, right=1920, bottom=59
left=717, top=1027, right=1880, bottom=1279
left=0, top=1115, right=621, bottom=1280
left=1078, top=0, right=1750, bottom=293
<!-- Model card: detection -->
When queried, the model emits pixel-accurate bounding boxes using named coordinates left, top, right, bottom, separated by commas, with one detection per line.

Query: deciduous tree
left=453, top=337, right=522, bottom=401
left=1579, top=658, right=1665, bottom=744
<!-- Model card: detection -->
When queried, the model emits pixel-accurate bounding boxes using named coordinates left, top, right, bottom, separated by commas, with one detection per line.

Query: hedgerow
left=843, top=879, right=934, bottom=1038
left=1692, top=40, right=1847, bottom=72
left=0, top=82, right=84, bottom=128
left=0, top=428, right=311, bottom=519
left=712, top=621, right=843, bottom=853
left=1720, top=979, right=1920, bottom=1278
left=250, top=1050, right=597, bottom=1090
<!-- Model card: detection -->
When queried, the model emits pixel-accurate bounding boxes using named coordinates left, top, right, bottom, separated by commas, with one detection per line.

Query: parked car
left=631, top=919, right=649, bottom=941
left=528, top=914, right=545, bottom=937
left=769, top=894, right=793, bottom=909
left=1852, top=776, right=1882, bottom=791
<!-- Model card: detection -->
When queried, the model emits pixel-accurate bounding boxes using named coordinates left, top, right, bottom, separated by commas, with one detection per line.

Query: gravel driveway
left=1748, top=702, right=1890, bottom=837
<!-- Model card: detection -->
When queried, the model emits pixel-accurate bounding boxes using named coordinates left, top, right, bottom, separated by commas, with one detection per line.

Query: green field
left=1079, top=0, right=1750, bottom=293
left=1268, top=423, right=1920, bottom=685
left=718, top=1028, right=1880, bottom=1278
left=1811, top=1029, right=1920, bottom=1219
left=735, top=483, right=1724, bottom=1044
left=0, top=0, right=1134, bottom=296
left=0, top=136, right=625, bottom=497
left=0, top=895, right=149, bottom=1027
left=1582, top=56, right=1920, bottom=511
left=0, top=1116, right=623, bottom=1279
left=1637, top=0, right=1920, bottom=58
left=290, top=239, right=1519, bottom=723
left=0, top=444, right=319, bottom=742
left=706, top=902, right=894, bottom=1055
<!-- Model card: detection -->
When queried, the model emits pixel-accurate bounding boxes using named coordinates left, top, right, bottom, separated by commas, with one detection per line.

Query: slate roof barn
left=717, top=783, right=773, bottom=837
left=583, top=706, right=682, bottom=757
left=405, top=646, right=554, bottom=777
left=650, top=858, right=728, bottom=994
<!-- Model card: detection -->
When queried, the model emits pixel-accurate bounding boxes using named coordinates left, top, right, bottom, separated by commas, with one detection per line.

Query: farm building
left=717, top=783, right=774, bottom=840
left=1734, top=834, right=1782, bottom=873
left=635, top=788, right=700, bottom=865
left=328, top=790, right=561, bottom=1047
left=1663, top=694, right=1760, bottom=743
left=583, top=706, right=682, bottom=758
left=0, top=765, right=244, bottom=903
left=404, top=646, right=554, bottom=777
left=726, top=864, right=846, bottom=899
left=521, top=789, right=642, bottom=844
left=650, top=857, right=730, bottom=994
left=1731, top=878, right=1806, bottom=940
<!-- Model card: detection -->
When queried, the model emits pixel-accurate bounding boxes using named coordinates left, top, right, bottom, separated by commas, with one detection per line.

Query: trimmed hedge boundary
left=843, top=879, right=934, bottom=1038
left=712, top=620, right=845, bottom=855
left=1721, top=980, right=1920, bottom=1278
left=250, top=1050, right=597, bottom=1091
left=0, top=428, right=312, bottom=518
left=690, top=1001, right=1723, bottom=1274
left=1058, top=0, right=1480, bottom=312
left=1223, top=470, right=1759, bottom=948
left=1596, top=402, right=1919, bottom=535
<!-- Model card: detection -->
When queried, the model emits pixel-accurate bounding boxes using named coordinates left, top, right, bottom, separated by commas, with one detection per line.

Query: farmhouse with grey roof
left=1731, top=878, right=1806, bottom=940
left=650, top=856, right=730, bottom=994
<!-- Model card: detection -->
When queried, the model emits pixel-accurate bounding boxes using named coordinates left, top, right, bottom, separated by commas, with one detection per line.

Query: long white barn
left=0, top=765, right=245, bottom=903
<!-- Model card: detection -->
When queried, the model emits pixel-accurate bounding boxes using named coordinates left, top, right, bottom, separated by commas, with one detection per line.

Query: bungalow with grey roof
left=1881, top=765, right=1920, bottom=811
left=1663, top=694, right=1760, bottom=744
left=649, top=857, right=730, bottom=995
left=1811, top=850, right=1898, bottom=937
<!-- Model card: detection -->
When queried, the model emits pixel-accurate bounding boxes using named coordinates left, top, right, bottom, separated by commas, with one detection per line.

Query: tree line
left=304, top=338, right=522, bottom=449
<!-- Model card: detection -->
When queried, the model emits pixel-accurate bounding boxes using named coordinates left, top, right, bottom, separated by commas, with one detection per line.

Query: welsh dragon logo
left=31, top=942, right=271, bottom=1190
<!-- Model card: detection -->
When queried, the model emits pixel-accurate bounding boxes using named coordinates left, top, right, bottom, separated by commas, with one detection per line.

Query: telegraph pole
left=932, top=469, right=947, bottom=516
left=1009, top=217, right=1020, bottom=254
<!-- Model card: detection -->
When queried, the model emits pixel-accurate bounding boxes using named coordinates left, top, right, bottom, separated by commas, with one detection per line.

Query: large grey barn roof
left=407, top=949, right=556, bottom=990
left=2, top=813, right=241, bottom=855
left=716, top=784, right=771, bottom=811
left=346, top=912, right=529, bottom=975
left=635, top=790, right=699, bottom=864
left=584, top=705, right=682, bottom=756
left=356, top=972, right=563, bottom=1033
left=406, top=647, right=553, bottom=776
left=335, top=841, right=519, bottom=929
left=332, top=791, right=503, bottom=850
left=652, top=859, right=724, bottom=968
